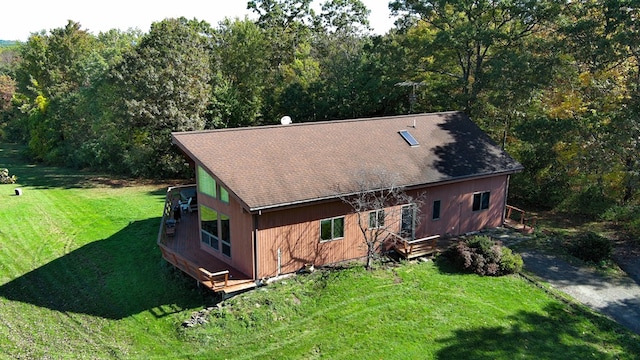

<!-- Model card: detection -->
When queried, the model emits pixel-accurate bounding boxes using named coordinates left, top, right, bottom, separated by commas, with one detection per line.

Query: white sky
left=1, top=0, right=396, bottom=42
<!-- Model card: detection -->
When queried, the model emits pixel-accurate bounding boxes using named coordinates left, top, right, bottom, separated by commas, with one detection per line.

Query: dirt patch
left=84, top=176, right=187, bottom=188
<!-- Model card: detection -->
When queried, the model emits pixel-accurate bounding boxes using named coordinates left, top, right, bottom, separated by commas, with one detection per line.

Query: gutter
left=247, top=167, right=525, bottom=214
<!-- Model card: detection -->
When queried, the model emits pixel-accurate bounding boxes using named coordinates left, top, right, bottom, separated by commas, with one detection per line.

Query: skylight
left=399, top=130, right=419, bottom=147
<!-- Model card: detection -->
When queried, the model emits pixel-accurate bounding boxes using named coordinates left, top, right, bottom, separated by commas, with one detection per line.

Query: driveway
left=520, top=250, right=640, bottom=335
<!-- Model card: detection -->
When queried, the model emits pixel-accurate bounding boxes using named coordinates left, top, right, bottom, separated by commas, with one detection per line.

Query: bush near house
left=443, top=235, right=524, bottom=276
left=565, top=231, right=612, bottom=264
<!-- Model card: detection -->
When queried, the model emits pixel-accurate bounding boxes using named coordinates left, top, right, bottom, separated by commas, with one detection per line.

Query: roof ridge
left=172, top=111, right=463, bottom=136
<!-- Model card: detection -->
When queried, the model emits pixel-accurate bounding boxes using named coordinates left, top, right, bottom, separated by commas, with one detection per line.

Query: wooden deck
left=158, top=186, right=256, bottom=295
left=504, top=205, right=535, bottom=234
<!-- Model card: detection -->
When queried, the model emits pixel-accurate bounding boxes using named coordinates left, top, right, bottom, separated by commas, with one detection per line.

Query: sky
left=1, top=0, right=396, bottom=42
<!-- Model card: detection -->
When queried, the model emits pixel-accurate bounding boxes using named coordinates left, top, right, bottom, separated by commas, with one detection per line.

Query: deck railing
left=505, top=205, right=536, bottom=233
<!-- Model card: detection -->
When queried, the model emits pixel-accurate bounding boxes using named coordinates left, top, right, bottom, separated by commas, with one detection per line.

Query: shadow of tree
left=436, top=302, right=640, bottom=359
left=431, top=113, right=522, bottom=178
left=0, top=218, right=209, bottom=319
left=600, top=297, right=640, bottom=335
left=1, top=142, right=182, bottom=191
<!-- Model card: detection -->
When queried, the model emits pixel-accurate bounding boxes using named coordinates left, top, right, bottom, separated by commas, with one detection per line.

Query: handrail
left=505, top=204, right=535, bottom=233
left=406, top=234, right=440, bottom=245
left=199, top=268, right=229, bottom=289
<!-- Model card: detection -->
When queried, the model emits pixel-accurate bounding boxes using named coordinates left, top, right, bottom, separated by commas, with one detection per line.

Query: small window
left=320, top=216, right=345, bottom=241
left=472, top=192, right=490, bottom=211
left=220, top=186, right=230, bottom=203
left=432, top=200, right=441, bottom=220
left=369, top=209, right=385, bottom=228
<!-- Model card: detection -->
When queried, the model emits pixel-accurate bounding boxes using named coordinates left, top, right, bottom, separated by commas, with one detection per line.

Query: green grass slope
left=1, top=143, right=639, bottom=359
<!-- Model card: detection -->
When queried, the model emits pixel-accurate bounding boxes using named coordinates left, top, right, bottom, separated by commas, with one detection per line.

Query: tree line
left=0, top=0, right=638, bottom=228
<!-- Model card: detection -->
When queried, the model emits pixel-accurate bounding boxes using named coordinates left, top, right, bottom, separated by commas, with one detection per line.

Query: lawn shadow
left=0, top=218, right=212, bottom=319
left=435, top=302, right=640, bottom=359
left=1, top=142, right=188, bottom=191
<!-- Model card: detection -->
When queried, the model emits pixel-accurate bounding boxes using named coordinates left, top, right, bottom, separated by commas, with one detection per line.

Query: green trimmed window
left=200, top=205, right=231, bottom=257
left=200, top=206, right=219, bottom=250
left=220, top=186, right=229, bottom=203
left=320, top=216, right=344, bottom=241
left=197, top=166, right=217, bottom=198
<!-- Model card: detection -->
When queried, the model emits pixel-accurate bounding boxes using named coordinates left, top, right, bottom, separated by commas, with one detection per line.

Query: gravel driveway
left=520, top=250, right=640, bottom=335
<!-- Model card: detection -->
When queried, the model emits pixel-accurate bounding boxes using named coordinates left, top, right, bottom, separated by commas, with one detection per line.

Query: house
left=158, top=111, right=523, bottom=294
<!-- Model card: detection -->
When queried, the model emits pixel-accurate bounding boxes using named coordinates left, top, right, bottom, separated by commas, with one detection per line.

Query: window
left=401, top=205, right=415, bottom=239
left=320, top=216, right=344, bottom=241
left=432, top=200, right=441, bottom=220
left=369, top=209, right=385, bottom=228
left=200, top=205, right=231, bottom=257
left=197, top=166, right=217, bottom=198
left=472, top=192, right=490, bottom=211
left=399, top=130, right=419, bottom=146
left=220, top=186, right=229, bottom=203
left=220, top=214, right=231, bottom=257
left=200, top=206, right=219, bottom=250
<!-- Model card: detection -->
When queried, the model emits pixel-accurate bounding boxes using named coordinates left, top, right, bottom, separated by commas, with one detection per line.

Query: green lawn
left=1, top=143, right=639, bottom=359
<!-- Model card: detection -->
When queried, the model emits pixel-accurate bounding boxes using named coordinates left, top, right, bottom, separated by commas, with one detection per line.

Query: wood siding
left=411, top=175, right=509, bottom=238
left=195, top=164, right=255, bottom=280
left=256, top=201, right=366, bottom=279
left=189, top=170, right=509, bottom=280
left=254, top=175, right=509, bottom=279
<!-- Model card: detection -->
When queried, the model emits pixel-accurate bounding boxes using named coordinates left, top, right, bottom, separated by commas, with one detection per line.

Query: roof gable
left=172, top=112, right=523, bottom=211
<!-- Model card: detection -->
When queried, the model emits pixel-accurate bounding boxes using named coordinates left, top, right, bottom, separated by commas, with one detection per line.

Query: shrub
left=566, top=231, right=612, bottom=263
left=602, top=204, right=640, bottom=239
left=500, top=247, right=524, bottom=274
left=443, top=235, right=523, bottom=276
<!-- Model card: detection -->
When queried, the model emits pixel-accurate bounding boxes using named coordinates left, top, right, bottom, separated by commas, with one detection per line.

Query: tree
left=0, top=74, right=15, bottom=111
left=390, top=0, right=563, bottom=118
left=14, top=21, right=99, bottom=162
left=340, top=169, right=423, bottom=270
left=211, top=19, right=269, bottom=128
left=316, top=0, right=371, bottom=34
left=107, top=18, right=213, bottom=176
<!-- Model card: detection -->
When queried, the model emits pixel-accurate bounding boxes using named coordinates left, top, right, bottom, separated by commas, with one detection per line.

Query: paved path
left=520, top=250, right=640, bottom=335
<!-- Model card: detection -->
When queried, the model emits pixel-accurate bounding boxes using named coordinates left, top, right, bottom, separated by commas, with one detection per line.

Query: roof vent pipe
left=280, top=116, right=292, bottom=125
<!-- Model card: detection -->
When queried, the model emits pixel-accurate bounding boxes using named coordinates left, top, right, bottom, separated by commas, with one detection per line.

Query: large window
left=200, top=205, right=231, bottom=257
left=432, top=200, right=441, bottom=220
left=401, top=205, right=415, bottom=239
left=320, top=216, right=344, bottom=241
left=197, top=166, right=217, bottom=198
left=200, top=206, right=219, bottom=250
left=369, top=209, right=385, bottom=228
left=472, top=191, right=490, bottom=211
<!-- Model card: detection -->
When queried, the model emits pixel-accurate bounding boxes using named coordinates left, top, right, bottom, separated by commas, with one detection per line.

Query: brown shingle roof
left=172, top=111, right=523, bottom=211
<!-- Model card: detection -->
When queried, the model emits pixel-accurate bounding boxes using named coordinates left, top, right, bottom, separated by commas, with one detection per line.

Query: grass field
left=1, top=142, right=639, bottom=359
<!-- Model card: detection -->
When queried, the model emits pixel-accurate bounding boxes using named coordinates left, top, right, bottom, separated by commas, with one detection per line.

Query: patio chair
left=179, top=197, right=192, bottom=213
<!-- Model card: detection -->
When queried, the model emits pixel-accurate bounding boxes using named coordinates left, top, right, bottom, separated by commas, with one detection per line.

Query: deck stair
left=504, top=205, right=535, bottom=234
left=392, top=234, right=440, bottom=259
